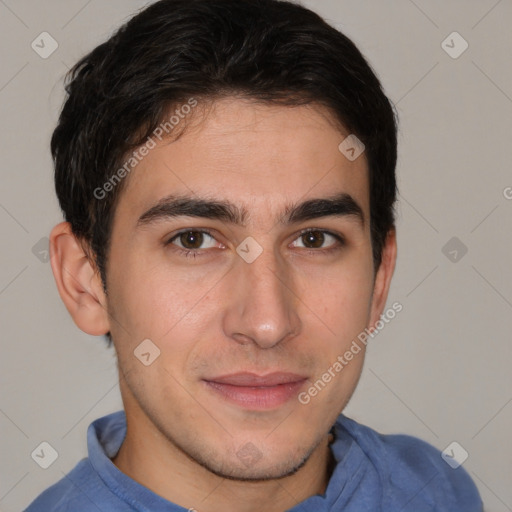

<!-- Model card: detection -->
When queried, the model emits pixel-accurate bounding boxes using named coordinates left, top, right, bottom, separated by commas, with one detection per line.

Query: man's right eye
left=165, top=230, right=226, bottom=258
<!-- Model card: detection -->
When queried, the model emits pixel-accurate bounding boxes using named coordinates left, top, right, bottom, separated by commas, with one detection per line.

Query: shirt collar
left=87, top=410, right=366, bottom=512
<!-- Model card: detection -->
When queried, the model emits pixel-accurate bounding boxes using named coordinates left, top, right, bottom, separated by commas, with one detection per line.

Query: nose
left=222, top=246, right=301, bottom=349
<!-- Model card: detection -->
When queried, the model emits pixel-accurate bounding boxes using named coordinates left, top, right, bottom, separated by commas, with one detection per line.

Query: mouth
left=202, top=372, right=308, bottom=410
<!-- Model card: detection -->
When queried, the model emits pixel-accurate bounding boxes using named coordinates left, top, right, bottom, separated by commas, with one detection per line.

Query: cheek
left=296, top=269, right=371, bottom=417
left=297, top=255, right=375, bottom=337
left=107, top=251, right=226, bottom=343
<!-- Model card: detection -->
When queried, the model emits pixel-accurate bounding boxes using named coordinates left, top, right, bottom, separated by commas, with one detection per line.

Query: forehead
left=115, top=97, right=370, bottom=224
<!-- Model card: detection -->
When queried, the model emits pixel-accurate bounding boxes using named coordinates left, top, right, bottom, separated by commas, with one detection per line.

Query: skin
left=50, top=97, right=396, bottom=512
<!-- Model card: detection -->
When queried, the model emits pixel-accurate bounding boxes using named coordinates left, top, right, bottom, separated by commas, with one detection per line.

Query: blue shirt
left=25, top=410, right=482, bottom=511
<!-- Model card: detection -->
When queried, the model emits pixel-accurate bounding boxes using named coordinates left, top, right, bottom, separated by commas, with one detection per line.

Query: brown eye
left=302, top=230, right=325, bottom=248
left=169, top=230, right=218, bottom=251
left=179, top=231, right=204, bottom=249
left=291, top=230, right=342, bottom=251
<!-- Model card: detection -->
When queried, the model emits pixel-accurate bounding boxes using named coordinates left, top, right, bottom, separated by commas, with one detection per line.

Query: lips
left=203, top=372, right=307, bottom=410
left=206, top=372, right=307, bottom=387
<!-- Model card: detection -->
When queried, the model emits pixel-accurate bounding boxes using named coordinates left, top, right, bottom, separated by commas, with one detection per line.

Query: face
left=103, top=98, right=390, bottom=480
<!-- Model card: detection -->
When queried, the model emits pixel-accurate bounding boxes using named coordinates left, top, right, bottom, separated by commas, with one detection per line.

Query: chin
left=187, top=437, right=318, bottom=482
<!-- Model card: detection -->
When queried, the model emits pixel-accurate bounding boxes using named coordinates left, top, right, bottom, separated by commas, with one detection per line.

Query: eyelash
left=165, top=228, right=346, bottom=259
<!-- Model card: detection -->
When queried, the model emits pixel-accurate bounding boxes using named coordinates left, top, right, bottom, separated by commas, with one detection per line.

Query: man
left=26, top=0, right=482, bottom=510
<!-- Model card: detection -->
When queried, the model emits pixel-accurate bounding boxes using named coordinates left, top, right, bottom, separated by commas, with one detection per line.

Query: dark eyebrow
left=284, top=193, right=365, bottom=226
left=137, top=193, right=364, bottom=228
left=138, top=195, right=247, bottom=226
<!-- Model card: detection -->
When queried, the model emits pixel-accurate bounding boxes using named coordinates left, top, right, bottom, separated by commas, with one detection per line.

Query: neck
left=112, top=408, right=335, bottom=512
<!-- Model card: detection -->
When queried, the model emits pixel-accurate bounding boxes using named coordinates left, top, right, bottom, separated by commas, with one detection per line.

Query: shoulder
left=24, top=458, right=129, bottom=512
left=337, top=416, right=483, bottom=512
left=24, top=459, right=89, bottom=511
left=25, top=411, right=130, bottom=511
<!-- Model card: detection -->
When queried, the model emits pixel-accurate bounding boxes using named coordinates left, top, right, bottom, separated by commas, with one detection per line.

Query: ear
left=49, top=222, right=111, bottom=336
left=368, top=229, right=397, bottom=328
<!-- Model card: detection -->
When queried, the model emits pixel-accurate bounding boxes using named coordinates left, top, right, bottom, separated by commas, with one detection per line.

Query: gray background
left=1, top=0, right=511, bottom=510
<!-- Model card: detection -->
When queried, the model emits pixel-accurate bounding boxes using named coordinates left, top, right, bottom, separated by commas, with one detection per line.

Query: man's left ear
left=369, top=229, right=397, bottom=327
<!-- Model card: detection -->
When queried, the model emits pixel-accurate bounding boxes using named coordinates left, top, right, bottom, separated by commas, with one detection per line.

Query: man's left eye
left=291, top=230, right=341, bottom=250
